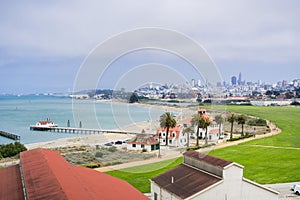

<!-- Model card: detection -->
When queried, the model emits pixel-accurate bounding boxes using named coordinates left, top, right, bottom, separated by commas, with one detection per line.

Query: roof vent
left=171, top=176, right=174, bottom=184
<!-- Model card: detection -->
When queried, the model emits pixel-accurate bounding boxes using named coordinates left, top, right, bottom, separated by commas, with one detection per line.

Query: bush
left=247, top=118, right=267, bottom=126
left=107, top=146, right=117, bottom=152
left=0, top=142, right=27, bottom=158
left=187, top=146, right=201, bottom=151
left=83, top=163, right=102, bottom=168
left=227, top=134, right=253, bottom=142
left=95, top=151, right=103, bottom=158
left=142, top=148, right=147, bottom=153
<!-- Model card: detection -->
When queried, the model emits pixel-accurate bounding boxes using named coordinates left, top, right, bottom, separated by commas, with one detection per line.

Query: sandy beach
left=26, top=102, right=190, bottom=150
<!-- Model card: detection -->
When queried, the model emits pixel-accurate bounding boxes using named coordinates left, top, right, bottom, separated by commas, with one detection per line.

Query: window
left=169, top=140, right=172, bottom=144
left=154, top=192, right=158, bottom=200
left=163, top=133, right=165, bottom=137
left=132, top=144, right=136, bottom=147
left=172, top=133, right=175, bottom=137
left=141, top=144, right=145, bottom=148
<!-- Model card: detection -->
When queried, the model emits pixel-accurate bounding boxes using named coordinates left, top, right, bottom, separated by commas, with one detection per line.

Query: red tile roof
left=20, top=148, right=148, bottom=200
left=151, top=164, right=222, bottom=199
left=0, top=165, right=24, bottom=200
left=183, top=151, right=232, bottom=167
left=156, top=125, right=183, bottom=139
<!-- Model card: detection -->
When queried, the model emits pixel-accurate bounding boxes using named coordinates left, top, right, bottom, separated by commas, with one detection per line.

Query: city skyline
left=1, top=1, right=300, bottom=94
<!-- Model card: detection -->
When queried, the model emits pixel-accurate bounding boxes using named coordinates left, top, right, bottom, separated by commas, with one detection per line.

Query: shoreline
left=25, top=101, right=190, bottom=150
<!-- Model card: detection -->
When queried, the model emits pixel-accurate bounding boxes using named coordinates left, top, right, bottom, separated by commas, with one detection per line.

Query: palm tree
left=237, top=115, right=247, bottom=136
left=215, top=115, right=224, bottom=139
left=182, top=126, right=194, bottom=148
left=202, top=116, right=211, bottom=145
left=191, top=114, right=202, bottom=146
left=159, top=112, right=176, bottom=146
left=227, top=113, right=236, bottom=139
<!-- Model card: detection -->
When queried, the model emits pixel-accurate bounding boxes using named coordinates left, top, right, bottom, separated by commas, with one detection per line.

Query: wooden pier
left=29, top=126, right=140, bottom=135
left=0, top=130, right=20, bottom=141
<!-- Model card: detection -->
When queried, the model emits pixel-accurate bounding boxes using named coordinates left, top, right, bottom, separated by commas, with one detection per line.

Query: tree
left=237, top=115, right=247, bottom=136
left=191, top=113, right=211, bottom=146
left=159, top=112, right=176, bottom=146
left=182, top=126, right=194, bottom=148
left=202, top=116, right=211, bottom=145
left=227, top=113, right=236, bottom=139
left=215, top=115, right=224, bottom=139
left=129, top=93, right=139, bottom=103
left=191, top=114, right=202, bottom=146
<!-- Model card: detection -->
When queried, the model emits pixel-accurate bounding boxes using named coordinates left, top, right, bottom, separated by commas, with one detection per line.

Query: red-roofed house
left=155, top=125, right=188, bottom=147
left=0, top=148, right=148, bottom=200
left=151, top=151, right=279, bottom=200
left=127, top=134, right=160, bottom=151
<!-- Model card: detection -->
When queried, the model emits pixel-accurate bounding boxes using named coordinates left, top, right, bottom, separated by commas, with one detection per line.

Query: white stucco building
left=151, top=151, right=279, bottom=200
left=127, top=134, right=160, bottom=152
left=155, top=125, right=188, bottom=147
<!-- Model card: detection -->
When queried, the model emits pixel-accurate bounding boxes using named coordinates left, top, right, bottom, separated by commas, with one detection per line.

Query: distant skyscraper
left=191, top=79, right=195, bottom=87
left=238, top=72, right=242, bottom=85
left=197, top=80, right=201, bottom=87
left=231, top=76, right=237, bottom=85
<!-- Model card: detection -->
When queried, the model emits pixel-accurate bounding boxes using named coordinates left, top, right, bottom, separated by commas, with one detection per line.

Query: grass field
left=106, top=105, right=300, bottom=192
left=209, top=105, right=300, bottom=183
left=106, top=157, right=183, bottom=193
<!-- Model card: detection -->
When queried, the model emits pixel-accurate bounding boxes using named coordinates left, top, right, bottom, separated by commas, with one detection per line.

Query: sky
left=0, top=0, right=300, bottom=94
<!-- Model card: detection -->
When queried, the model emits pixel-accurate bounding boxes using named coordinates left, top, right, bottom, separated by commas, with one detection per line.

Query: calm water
left=0, top=96, right=165, bottom=145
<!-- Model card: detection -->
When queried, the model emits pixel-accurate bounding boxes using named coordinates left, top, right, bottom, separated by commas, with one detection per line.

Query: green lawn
left=209, top=105, right=300, bottom=183
left=106, top=106, right=300, bottom=192
left=106, top=157, right=183, bottom=193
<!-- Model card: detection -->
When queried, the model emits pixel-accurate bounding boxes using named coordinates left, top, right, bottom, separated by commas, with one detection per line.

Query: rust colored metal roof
left=152, top=164, right=222, bottom=199
left=20, top=148, right=148, bottom=200
left=183, top=151, right=232, bottom=167
left=0, top=165, right=25, bottom=200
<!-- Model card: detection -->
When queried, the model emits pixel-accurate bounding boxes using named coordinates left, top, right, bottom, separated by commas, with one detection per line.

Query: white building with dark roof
left=151, top=151, right=279, bottom=200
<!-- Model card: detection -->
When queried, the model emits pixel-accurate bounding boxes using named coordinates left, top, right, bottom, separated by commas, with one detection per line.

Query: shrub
left=187, top=146, right=201, bottom=151
left=0, top=142, right=27, bottom=158
left=247, top=118, right=267, bottom=126
left=95, top=151, right=103, bottom=158
left=83, top=163, right=101, bottom=168
left=227, top=134, right=253, bottom=142
left=107, top=146, right=117, bottom=152
left=142, top=148, right=147, bottom=153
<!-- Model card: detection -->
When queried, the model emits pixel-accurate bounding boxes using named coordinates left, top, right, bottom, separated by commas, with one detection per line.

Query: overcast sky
left=1, top=0, right=299, bottom=94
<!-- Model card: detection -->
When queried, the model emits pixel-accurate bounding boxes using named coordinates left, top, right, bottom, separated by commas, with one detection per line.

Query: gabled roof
left=183, top=151, right=232, bottom=168
left=127, top=134, right=159, bottom=145
left=20, top=148, right=148, bottom=200
left=151, top=164, right=222, bottom=199
left=0, top=165, right=24, bottom=200
left=156, top=125, right=183, bottom=139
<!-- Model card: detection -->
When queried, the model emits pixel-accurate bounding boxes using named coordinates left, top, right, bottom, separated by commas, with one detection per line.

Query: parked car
left=294, top=184, right=300, bottom=195
left=291, top=184, right=300, bottom=195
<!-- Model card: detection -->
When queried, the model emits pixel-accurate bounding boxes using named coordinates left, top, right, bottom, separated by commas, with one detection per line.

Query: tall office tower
left=231, top=76, right=237, bottom=85
left=238, top=72, right=242, bottom=85
left=191, top=79, right=195, bottom=87
left=197, top=80, right=201, bottom=87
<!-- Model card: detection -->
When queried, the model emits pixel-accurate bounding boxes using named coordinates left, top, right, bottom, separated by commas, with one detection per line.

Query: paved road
left=265, top=182, right=300, bottom=200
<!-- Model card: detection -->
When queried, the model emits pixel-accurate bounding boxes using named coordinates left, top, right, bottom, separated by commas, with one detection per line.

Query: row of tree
left=159, top=110, right=248, bottom=148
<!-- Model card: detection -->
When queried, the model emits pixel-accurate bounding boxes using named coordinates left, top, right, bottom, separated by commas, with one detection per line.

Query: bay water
left=0, top=96, right=165, bottom=145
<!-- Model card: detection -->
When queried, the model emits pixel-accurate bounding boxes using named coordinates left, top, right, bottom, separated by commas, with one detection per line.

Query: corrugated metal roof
left=128, top=134, right=159, bottom=145
left=183, top=151, right=232, bottom=167
left=151, top=164, right=222, bottom=199
left=20, top=148, right=148, bottom=200
left=0, top=165, right=25, bottom=200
